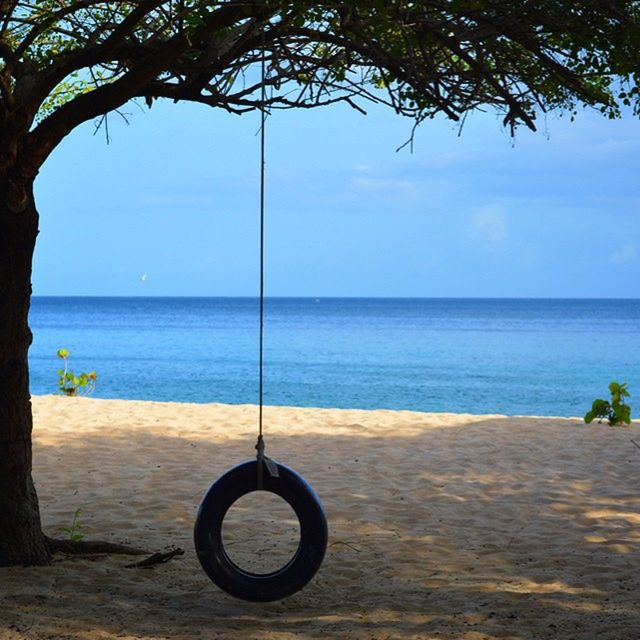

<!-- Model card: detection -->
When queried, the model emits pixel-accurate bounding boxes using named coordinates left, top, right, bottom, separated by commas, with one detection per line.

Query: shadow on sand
left=1, top=414, right=639, bottom=639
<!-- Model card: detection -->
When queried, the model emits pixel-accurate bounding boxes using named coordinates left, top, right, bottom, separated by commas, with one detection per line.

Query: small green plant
left=60, top=508, right=84, bottom=541
left=584, top=381, right=632, bottom=426
left=57, top=348, right=97, bottom=396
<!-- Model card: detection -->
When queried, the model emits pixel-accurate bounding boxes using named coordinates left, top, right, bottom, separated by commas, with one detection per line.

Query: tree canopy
left=1, top=1, right=639, bottom=175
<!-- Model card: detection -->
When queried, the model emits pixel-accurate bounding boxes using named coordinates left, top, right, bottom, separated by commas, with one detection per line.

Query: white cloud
left=423, top=151, right=465, bottom=169
left=610, top=242, right=637, bottom=264
left=350, top=176, right=418, bottom=197
left=470, top=205, right=509, bottom=251
left=136, top=193, right=216, bottom=208
left=517, top=244, right=540, bottom=268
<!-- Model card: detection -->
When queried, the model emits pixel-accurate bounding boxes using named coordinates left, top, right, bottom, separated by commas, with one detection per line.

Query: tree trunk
left=0, top=169, right=50, bottom=566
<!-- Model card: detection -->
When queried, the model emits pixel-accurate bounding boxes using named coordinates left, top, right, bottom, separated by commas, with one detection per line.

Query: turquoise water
left=28, top=297, right=640, bottom=417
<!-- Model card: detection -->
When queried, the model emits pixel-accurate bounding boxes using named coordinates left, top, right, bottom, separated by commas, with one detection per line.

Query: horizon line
left=30, top=294, right=640, bottom=301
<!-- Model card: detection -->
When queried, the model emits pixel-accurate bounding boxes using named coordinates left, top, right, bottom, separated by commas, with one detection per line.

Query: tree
left=0, top=0, right=638, bottom=567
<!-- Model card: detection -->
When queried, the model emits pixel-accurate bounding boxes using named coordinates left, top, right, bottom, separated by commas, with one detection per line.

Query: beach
left=1, top=395, right=639, bottom=639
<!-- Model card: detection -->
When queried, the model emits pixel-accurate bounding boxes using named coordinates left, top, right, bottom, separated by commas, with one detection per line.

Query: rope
left=258, top=33, right=266, bottom=442
left=254, top=24, right=280, bottom=488
left=256, top=26, right=272, bottom=490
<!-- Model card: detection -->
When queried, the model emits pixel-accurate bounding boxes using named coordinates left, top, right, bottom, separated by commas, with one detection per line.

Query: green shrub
left=60, top=508, right=84, bottom=541
left=57, top=348, right=97, bottom=396
left=584, top=381, right=632, bottom=426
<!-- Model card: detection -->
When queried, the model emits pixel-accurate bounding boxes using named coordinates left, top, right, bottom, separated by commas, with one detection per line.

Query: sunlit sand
left=1, top=395, right=638, bottom=639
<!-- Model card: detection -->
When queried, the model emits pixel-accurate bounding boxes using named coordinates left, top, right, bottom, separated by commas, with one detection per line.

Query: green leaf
left=591, top=399, right=610, bottom=416
left=619, top=404, right=631, bottom=424
left=588, top=383, right=632, bottom=427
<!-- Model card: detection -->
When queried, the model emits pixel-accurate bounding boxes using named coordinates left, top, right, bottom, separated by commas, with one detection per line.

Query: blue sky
left=33, top=97, right=640, bottom=297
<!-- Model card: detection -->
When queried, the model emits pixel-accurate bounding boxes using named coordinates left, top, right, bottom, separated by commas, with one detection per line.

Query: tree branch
left=25, top=1, right=268, bottom=169
left=6, top=0, right=639, bottom=174
left=10, top=0, right=108, bottom=69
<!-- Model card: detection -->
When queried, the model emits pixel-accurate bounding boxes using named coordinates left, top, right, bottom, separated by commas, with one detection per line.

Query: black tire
left=194, top=459, right=328, bottom=602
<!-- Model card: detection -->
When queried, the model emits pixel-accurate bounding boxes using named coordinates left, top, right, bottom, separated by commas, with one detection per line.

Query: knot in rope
left=255, top=434, right=279, bottom=490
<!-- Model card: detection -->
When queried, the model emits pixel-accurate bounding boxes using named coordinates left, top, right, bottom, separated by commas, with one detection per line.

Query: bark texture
left=0, top=167, right=50, bottom=566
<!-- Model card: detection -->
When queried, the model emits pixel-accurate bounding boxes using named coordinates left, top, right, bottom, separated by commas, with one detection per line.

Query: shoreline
left=30, top=393, right=597, bottom=422
left=1, top=395, right=638, bottom=639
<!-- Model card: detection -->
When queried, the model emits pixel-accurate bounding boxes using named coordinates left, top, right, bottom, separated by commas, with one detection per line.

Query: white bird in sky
left=140, top=273, right=148, bottom=282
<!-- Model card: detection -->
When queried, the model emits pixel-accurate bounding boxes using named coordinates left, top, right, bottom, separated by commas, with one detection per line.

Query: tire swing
left=193, top=45, right=328, bottom=603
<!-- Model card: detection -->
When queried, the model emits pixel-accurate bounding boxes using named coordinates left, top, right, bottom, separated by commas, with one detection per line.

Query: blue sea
left=28, top=297, right=640, bottom=417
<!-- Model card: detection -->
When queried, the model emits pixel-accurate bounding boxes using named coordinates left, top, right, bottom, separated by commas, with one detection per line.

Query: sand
left=1, top=395, right=639, bottom=640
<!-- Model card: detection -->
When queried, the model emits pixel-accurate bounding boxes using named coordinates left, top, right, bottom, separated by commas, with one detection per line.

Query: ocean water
left=28, top=297, right=640, bottom=417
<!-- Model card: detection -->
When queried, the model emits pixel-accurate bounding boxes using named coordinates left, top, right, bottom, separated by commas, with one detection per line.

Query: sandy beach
left=1, top=395, right=639, bottom=640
